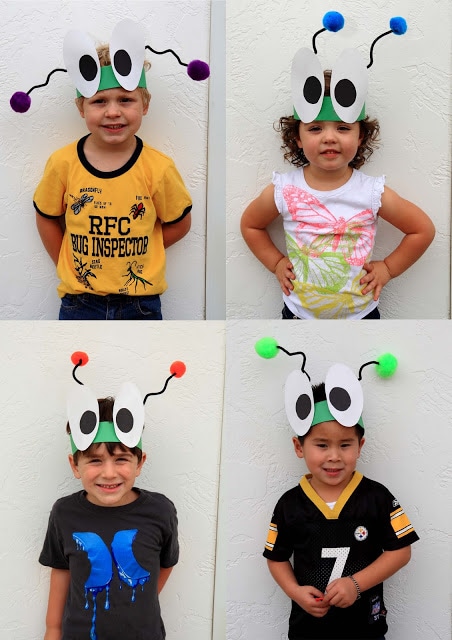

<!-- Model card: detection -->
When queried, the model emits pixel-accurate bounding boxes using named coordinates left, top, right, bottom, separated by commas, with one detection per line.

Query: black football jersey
left=263, top=472, right=419, bottom=639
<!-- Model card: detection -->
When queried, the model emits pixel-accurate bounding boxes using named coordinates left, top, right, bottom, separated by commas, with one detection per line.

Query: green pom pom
left=255, top=337, right=279, bottom=359
left=376, top=353, right=398, bottom=378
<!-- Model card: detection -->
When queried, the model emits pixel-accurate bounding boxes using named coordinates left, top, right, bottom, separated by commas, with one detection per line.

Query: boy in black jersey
left=263, top=382, right=419, bottom=640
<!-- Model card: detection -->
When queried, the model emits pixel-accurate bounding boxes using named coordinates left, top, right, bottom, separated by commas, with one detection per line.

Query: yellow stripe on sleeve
left=265, top=523, right=278, bottom=550
left=390, top=507, right=415, bottom=538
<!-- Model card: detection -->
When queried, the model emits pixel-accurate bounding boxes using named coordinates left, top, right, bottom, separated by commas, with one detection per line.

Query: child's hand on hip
left=274, top=256, right=295, bottom=296
left=293, top=585, right=330, bottom=617
left=323, top=577, right=359, bottom=608
left=360, top=260, right=392, bottom=300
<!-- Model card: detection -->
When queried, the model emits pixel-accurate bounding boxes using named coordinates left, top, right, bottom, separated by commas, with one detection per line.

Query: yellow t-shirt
left=34, top=136, right=192, bottom=297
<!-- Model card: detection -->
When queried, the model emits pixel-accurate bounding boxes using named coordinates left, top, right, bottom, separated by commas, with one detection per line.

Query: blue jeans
left=59, top=293, right=162, bottom=320
left=282, top=303, right=380, bottom=320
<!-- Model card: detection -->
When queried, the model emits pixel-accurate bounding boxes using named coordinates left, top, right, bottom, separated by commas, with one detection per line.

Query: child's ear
left=68, top=454, right=81, bottom=479
left=75, top=98, right=85, bottom=119
left=357, top=436, right=365, bottom=457
left=292, top=436, right=304, bottom=459
left=135, top=452, right=147, bottom=476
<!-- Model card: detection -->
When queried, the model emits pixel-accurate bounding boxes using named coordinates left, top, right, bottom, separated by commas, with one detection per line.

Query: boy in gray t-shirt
left=39, top=395, right=178, bottom=640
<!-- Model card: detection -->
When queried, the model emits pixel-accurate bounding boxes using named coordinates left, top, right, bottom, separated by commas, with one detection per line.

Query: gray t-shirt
left=40, top=488, right=178, bottom=640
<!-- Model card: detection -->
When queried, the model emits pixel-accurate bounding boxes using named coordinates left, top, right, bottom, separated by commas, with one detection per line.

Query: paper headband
left=292, top=11, right=407, bottom=123
left=255, top=337, right=397, bottom=436
left=10, top=19, right=210, bottom=113
left=67, top=351, right=186, bottom=453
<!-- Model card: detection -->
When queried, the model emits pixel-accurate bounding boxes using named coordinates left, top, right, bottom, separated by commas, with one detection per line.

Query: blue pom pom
left=390, top=17, right=407, bottom=35
left=10, top=91, right=31, bottom=113
left=322, top=11, right=345, bottom=33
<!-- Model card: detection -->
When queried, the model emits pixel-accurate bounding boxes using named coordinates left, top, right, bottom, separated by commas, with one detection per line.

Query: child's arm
left=43, top=568, right=70, bottom=640
left=267, top=559, right=330, bottom=618
left=162, top=213, right=191, bottom=248
left=360, top=187, right=435, bottom=300
left=241, top=185, right=295, bottom=295
left=157, top=566, right=173, bottom=593
left=323, top=546, right=411, bottom=608
left=36, top=213, right=65, bottom=267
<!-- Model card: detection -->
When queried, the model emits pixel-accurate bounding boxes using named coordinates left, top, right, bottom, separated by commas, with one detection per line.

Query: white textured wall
left=226, top=0, right=451, bottom=319
left=1, top=0, right=210, bottom=319
left=0, top=321, right=224, bottom=639
left=225, top=320, right=451, bottom=640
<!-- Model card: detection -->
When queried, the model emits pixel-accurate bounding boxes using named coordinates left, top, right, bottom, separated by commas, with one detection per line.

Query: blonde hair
left=75, top=44, right=151, bottom=109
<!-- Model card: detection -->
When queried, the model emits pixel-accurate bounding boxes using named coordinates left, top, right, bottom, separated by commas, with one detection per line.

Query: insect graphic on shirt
left=283, top=185, right=375, bottom=266
left=130, top=203, right=145, bottom=219
left=71, top=193, right=94, bottom=215
left=123, top=260, right=152, bottom=293
left=74, top=255, right=96, bottom=290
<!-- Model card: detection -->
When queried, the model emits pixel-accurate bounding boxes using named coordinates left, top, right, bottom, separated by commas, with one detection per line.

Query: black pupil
left=334, top=79, right=356, bottom=108
left=80, top=410, right=97, bottom=435
left=79, top=55, right=98, bottom=82
left=296, top=394, right=312, bottom=421
left=329, top=387, right=351, bottom=412
left=116, top=408, right=134, bottom=433
left=114, top=50, right=132, bottom=77
left=303, top=76, right=322, bottom=105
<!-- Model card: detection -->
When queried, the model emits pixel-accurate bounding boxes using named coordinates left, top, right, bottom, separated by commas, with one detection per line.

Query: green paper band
left=294, top=96, right=366, bottom=122
left=312, top=400, right=364, bottom=429
left=70, top=421, right=143, bottom=453
left=76, top=66, right=147, bottom=97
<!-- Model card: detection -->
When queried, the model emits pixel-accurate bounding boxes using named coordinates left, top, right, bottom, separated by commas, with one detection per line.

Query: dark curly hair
left=67, top=397, right=144, bottom=464
left=275, top=71, right=380, bottom=170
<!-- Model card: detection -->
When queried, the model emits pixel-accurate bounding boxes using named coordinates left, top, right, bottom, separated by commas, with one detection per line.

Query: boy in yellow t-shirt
left=34, top=30, right=194, bottom=320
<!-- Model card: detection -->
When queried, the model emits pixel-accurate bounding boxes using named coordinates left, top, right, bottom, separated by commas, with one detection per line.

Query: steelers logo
left=354, top=525, right=368, bottom=541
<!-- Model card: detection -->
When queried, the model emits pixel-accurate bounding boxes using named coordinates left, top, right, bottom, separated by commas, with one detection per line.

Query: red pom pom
left=170, top=361, right=186, bottom=378
left=71, top=351, right=89, bottom=366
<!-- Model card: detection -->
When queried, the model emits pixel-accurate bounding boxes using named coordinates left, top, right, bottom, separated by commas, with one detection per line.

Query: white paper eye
left=330, top=49, right=368, bottom=123
left=109, top=20, right=145, bottom=91
left=63, top=30, right=101, bottom=98
left=67, top=385, right=100, bottom=451
left=284, top=370, right=315, bottom=436
left=325, top=363, right=363, bottom=427
left=291, top=48, right=325, bottom=123
left=113, top=383, right=145, bottom=448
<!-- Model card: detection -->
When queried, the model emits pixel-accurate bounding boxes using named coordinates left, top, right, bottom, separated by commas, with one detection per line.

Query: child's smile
left=296, top=120, right=363, bottom=179
left=293, top=421, right=364, bottom=501
left=77, top=87, right=149, bottom=150
left=69, top=443, right=146, bottom=507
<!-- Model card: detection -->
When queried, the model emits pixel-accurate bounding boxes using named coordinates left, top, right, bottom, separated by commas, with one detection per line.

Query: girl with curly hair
left=241, top=70, right=435, bottom=319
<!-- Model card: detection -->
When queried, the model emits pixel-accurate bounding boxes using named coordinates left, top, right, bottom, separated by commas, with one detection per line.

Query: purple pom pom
left=10, top=91, right=31, bottom=113
left=187, top=60, right=210, bottom=81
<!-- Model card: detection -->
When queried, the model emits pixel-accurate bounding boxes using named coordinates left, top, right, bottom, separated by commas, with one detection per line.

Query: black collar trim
left=77, top=135, right=143, bottom=178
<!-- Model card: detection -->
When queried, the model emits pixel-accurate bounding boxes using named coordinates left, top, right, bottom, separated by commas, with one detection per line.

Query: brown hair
left=275, top=71, right=380, bottom=170
left=67, top=397, right=144, bottom=465
left=75, top=44, right=151, bottom=109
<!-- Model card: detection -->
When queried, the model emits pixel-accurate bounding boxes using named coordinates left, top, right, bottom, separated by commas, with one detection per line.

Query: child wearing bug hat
left=39, top=353, right=185, bottom=640
left=256, top=338, right=419, bottom=639
left=12, top=20, right=209, bottom=320
left=241, top=12, right=434, bottom=319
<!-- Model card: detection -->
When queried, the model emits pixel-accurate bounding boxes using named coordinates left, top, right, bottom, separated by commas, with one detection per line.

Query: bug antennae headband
left=11, top=19, right=209, bottom=113
left=292, top=11, right=408, bottom=123
left=67, top=351, right=186, bottom=452
left=255, top=337, right=397, bottom=436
